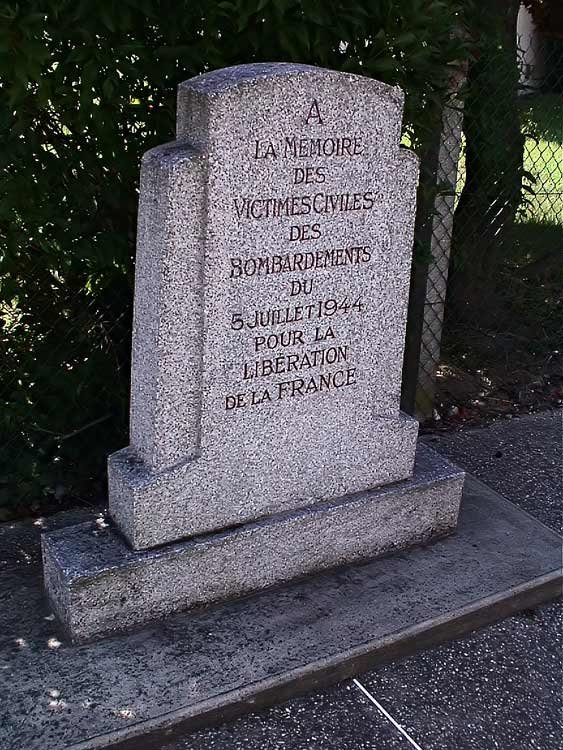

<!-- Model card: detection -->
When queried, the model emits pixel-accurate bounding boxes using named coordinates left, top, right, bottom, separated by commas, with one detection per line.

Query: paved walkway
left=163, top=411, right=562, bottom=750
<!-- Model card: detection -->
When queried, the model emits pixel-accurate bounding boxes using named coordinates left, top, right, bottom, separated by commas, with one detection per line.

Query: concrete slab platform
left=0, top=476, right=560, bottom=750
left=42, top=445, right=464, bottom=643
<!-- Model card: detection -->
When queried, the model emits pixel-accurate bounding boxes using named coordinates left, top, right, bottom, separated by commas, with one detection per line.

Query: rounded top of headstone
left=178, top=62, right=403, bottom=105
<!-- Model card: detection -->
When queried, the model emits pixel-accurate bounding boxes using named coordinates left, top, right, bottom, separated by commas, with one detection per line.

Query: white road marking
left=353, top=678, right=424, bottom=750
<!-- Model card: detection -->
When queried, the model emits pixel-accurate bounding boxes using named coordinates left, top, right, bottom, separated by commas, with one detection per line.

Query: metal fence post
left=402, top=72, right=466, bottom=419
left=414, top=92, right=465, bottom=420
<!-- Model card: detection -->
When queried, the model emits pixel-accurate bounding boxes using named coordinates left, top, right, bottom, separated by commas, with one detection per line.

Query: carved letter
left=305, top=100, right=323, bottom=125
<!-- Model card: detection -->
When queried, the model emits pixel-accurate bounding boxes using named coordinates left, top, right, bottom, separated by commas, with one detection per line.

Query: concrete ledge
left=43, top=444, right=463, bottom=642
left=0, top=474, right=560, bottom=749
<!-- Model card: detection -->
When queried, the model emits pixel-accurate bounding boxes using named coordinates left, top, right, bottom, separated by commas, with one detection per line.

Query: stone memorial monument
left=42, top=63, right=465, bottom=643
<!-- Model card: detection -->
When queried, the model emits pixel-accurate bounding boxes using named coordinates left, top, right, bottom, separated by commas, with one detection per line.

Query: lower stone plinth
left=109, top=413, right=420, bottom=550
left=42, top=445, right=463, bottom=643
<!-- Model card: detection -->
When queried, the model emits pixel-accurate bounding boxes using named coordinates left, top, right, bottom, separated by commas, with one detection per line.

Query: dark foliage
left=0, top=0, right=471, bottom=515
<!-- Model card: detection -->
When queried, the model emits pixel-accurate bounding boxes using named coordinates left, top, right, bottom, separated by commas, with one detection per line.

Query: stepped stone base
left=42, top=444, right=464, bottom=643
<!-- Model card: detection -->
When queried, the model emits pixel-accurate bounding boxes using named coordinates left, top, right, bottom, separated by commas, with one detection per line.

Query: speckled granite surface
left=109, top=63, right=421, bottom=549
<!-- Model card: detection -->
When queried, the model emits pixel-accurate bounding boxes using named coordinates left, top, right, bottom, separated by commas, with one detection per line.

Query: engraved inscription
left=225, top=102, right=373, bottom=411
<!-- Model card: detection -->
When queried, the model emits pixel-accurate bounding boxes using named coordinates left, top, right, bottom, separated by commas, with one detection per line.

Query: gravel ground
left=425, top=410, right=562, bottom=534
left=161, top=411, right=562, bottom=750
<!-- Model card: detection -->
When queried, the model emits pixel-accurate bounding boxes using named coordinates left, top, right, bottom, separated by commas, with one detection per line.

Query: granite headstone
left=109, top=63, right=421, bottom=550
left=42, top=64, right=464, bottom=642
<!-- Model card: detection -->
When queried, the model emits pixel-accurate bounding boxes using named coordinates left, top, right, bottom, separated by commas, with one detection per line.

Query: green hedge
left=0, top=0, right=470, bottom=516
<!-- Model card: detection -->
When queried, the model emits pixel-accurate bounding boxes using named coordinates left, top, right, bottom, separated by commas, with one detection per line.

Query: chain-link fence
left=403, top=28, right=563, bottom=422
